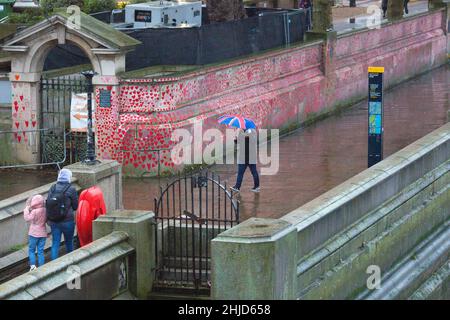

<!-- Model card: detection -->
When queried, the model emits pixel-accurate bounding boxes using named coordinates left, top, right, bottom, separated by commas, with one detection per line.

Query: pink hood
left=24, top=195, right=47, bottom=238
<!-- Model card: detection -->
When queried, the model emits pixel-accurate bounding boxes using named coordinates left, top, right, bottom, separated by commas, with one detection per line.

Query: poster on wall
left=70, top=93, right=95, bottom=132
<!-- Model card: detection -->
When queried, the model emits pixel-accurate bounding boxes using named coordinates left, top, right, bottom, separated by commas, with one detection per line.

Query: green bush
left=82, top=0, right=117, bottom=14
left=40, top=0, right=84, bottom=14
left=8, top=0, right=119, bottom=26
left=8, top=9, right=45, bottom=24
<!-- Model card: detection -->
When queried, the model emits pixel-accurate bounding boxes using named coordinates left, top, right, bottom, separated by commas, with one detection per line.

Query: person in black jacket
left=231, top=128, right=260, bottom=193
left=382, top=0, right=388, bottom=18
left=48, top=168, right=79, bottom=260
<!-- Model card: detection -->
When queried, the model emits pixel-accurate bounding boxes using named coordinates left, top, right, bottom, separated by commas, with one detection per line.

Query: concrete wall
left=0, top=209, right=155, bottom=300
left=0, top=160, right=122, bottom=257
left=93, top=210, right=155, bottom=299
left=212, top=122, right=450, bottom=300
left=0, top=231, right=134, bottom=300
left=0, top=180, right=81, bottom=257
left=93, top=8, right=448, bottom=176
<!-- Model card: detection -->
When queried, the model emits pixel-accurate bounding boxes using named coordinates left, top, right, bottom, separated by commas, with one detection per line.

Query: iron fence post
left=81, top=71, right=98, bottom=165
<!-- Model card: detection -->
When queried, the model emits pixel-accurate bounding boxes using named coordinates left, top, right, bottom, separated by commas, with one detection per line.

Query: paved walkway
left=122, top=65, right=449, bottom=222
left=333, top=0, right=429, bottom=33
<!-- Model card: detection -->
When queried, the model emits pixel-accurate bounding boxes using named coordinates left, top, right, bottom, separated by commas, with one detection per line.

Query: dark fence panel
left=124, top=9, right=308, bottom=71
left=90, top=11, right=112, bottom=24
left=44, top=9, right=309, bottom=72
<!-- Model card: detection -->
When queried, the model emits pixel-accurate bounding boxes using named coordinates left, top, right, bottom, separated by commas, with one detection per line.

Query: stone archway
left=1, top=10, right=140, bottom=164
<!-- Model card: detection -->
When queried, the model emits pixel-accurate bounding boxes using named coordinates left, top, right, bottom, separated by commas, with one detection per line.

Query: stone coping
left=281, top=123, right=449, bottom=228
left=0, top=178, right=80, bottom=221
left=0, top=231, right=133, bottom=299
left=214, top=218, right=294, bottom=243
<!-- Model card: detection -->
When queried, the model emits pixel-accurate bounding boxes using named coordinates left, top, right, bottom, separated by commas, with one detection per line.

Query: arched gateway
left=1, top=10, right=140, bottom=164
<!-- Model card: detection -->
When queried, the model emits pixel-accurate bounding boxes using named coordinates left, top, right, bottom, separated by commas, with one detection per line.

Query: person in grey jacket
left=48, top=168, right=79, bottom=260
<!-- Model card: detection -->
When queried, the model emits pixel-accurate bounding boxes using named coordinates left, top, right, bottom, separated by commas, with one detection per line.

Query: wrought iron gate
left=154, top=171, right=239, bottom=293
left=40, top=76, right=89, bottom=164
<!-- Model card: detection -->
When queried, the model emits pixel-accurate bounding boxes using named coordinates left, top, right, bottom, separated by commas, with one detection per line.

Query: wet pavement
left=0, top=64, right=448, bottom=222
left=122, top=64, right=449, bottom=221
left=0, top=169, right=55, bottom=201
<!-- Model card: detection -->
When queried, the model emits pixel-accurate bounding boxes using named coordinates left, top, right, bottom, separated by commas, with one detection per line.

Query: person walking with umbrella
left=218, top=115, right=260, bottom=193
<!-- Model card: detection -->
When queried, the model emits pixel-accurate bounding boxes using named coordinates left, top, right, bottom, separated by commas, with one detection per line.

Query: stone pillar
left=92, top=75, right=123, bottom=162
left=9, top=72, right=41, bottom=164
left=387, top=0, right=404, bottom=20
left=312, top=0, right=333, bottom=33
left=93, top=210, right=156, bottom=299
left=66, top=160, right=123, bottom=211
left=211, top=218, right=297, bottom=300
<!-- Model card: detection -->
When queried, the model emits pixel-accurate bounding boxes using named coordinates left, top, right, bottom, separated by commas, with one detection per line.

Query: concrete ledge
left=0, top=231, right=133, bottom=300
left=93, top=210, right=155, bottom=299
left=0, top=179, right=81, bottom=257
left=0, top=160, right=123, bottom=257
left=409, top=259, right=450, bottom=300
left=211, top=218, right=297, bottom=300
left=359, top=221, right=450, bottom=300
left=296, top=170, right=450, bottom=299
left=282, top=123, right=450, bottom=258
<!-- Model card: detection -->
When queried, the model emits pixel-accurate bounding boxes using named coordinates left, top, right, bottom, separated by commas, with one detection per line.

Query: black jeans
left=234, top=164, right=260, bottom=190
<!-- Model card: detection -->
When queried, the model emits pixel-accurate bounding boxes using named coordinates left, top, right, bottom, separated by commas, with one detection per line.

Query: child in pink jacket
left=24, top=194, right=47, bottom=271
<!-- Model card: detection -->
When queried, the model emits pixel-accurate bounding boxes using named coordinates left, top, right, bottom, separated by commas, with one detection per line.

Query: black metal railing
left=153, top=171, right=239, bottom=293
left=40, top=76, right=89, bottom=165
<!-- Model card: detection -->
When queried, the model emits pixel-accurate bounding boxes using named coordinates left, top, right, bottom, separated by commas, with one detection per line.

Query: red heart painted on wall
left=17, top=136, right=21, bottom=143
left=25, top=121, right=29, bottom=128
left=15, top=122, right=19, bottom=129
left=19, top=95, right=23, bottom=101
left=32, top=121, right=36, bottom=127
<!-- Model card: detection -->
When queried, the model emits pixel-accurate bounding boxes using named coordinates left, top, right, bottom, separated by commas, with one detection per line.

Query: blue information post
left=368, top=66, right=384, bottom=167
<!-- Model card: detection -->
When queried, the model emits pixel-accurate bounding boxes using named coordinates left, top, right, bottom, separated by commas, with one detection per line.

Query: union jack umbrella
left=217, top=115, right=256, bottom=130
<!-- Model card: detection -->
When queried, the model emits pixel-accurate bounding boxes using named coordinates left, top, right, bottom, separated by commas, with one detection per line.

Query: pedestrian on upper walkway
left=46, top=168, right=79, bottom=260
left=404, top=0, right=409, bottom=14
left=382, top=0, right=410, bottom=18
left=24, top=194, right=47, bottom=271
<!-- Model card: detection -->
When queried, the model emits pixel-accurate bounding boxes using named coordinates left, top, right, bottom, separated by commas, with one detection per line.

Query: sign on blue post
left=368, top=66, right=384, bottom=167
